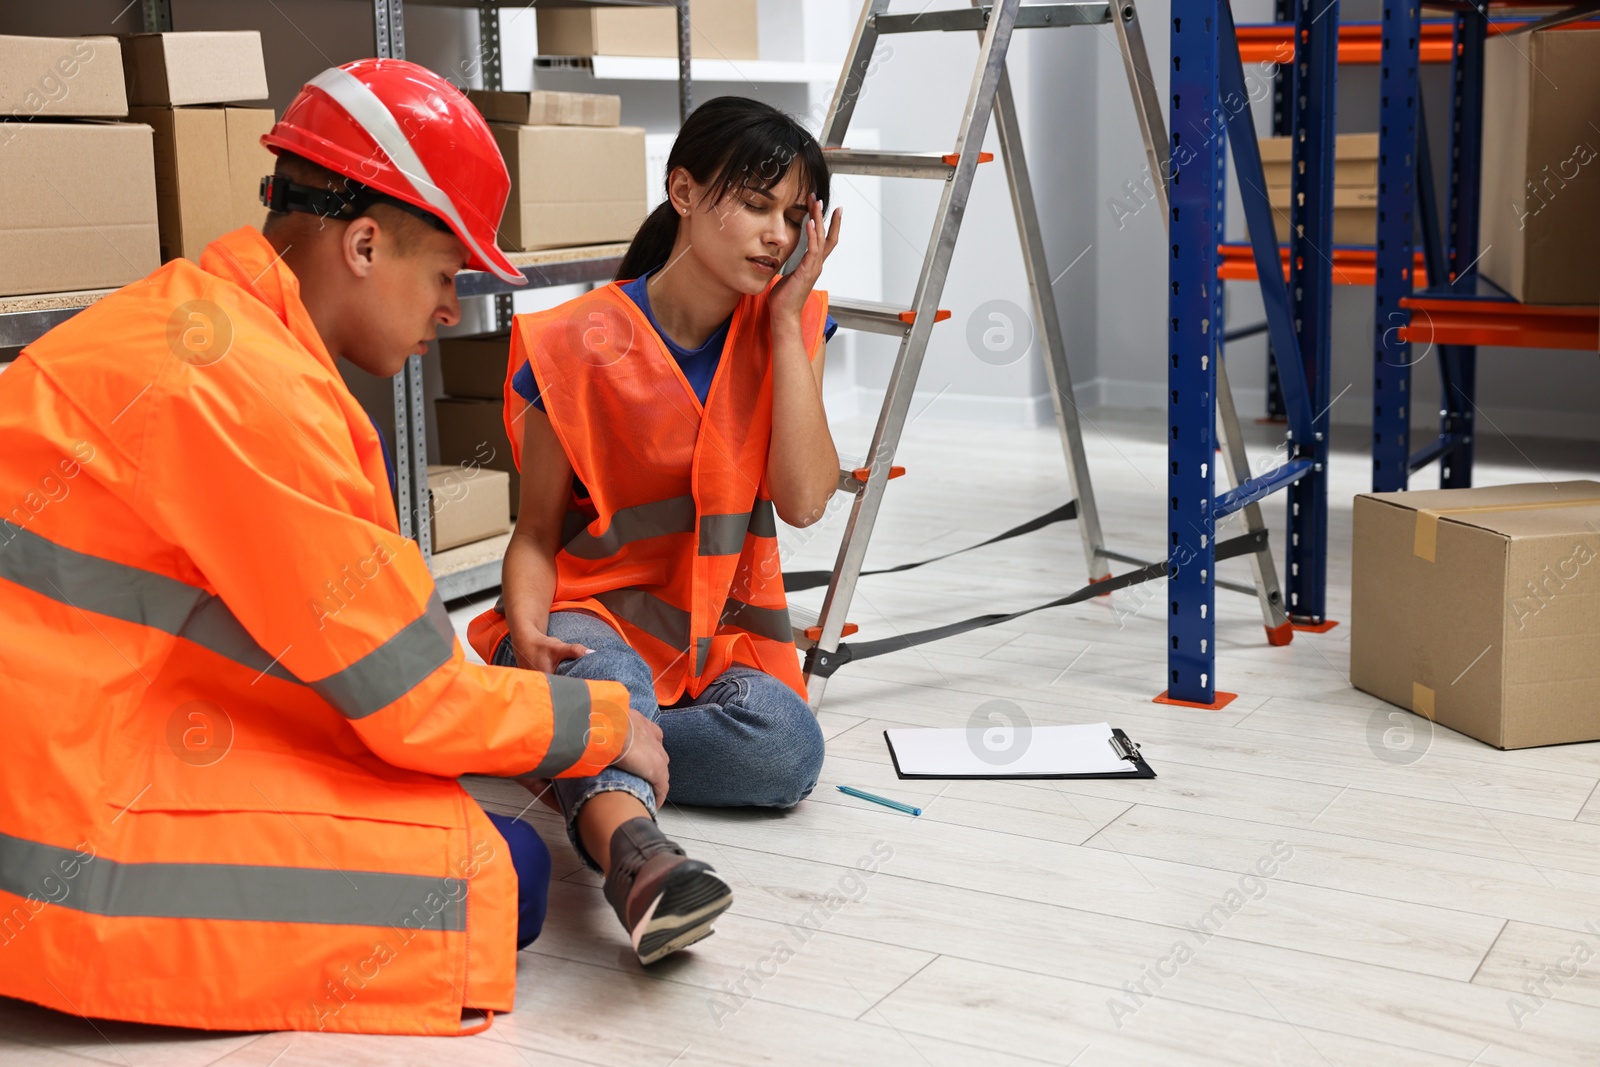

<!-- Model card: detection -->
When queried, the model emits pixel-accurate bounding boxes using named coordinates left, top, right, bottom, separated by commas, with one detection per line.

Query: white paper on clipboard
left=883, top=722, right=1142, bottom=778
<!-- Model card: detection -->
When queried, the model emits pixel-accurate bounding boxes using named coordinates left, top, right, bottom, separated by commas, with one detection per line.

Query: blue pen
left=838, top=785, right=921, bottom=816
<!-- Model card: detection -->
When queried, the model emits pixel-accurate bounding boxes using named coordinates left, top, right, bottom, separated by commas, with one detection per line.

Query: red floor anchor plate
left=1291, top=619, right=1340, bottom=633
left=1153, top=690, right=1239, bottom=711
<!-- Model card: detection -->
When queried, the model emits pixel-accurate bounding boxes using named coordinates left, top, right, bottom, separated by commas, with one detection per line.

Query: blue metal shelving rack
left=1164, top=0, right=1339, bottom=706
left=1371, top=3, right=1600, bottom=492
left=1371, top=0, right=1489, bottom=492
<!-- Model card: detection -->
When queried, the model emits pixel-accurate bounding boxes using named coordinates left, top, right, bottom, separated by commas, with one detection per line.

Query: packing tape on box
left=1412, top=682, right=1436, bottom=720
left=1412, top=498, right=1600, bottom=562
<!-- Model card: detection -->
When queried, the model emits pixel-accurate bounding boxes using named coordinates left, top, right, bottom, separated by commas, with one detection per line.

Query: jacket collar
left=200, top=226, right=339, bottom=378
left=200, top=227, right=402, bottom=534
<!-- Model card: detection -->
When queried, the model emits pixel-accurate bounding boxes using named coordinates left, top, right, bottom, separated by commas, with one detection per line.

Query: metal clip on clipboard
left=1108, top=732, right=1142, bottom=764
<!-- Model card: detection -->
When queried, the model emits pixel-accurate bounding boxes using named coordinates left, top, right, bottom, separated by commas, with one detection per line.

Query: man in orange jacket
left=0, top=60, right=679, bottom=1035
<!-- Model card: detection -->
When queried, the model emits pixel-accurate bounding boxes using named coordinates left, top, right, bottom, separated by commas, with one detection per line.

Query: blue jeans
left=493, top=610, right=826, bottom=870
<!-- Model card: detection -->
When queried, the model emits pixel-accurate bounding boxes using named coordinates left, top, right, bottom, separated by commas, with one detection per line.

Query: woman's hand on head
left=769, top=194, right=842, bottom=325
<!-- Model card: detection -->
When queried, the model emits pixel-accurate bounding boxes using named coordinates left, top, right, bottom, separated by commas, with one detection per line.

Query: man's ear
left=342, top=216, right=381, bottom=279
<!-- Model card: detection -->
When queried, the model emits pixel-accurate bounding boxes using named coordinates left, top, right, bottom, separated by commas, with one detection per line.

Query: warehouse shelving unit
left=1239, top=12, right=1596, bottom=424
left=1372, top=1, right=1600, bottom=492
left=1164, top=0, right=1345, bottom=707
left=0, top=1, right=690, bottom=602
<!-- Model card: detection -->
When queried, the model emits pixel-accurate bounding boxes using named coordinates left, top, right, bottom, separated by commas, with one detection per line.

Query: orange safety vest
left=467, top=281, right=827, bottom=707
left=0, top=227, right=630, bottom=1035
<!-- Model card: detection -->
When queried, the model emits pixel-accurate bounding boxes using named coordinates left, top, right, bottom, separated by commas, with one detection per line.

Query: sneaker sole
left=632, top=864, right=733, bottom=965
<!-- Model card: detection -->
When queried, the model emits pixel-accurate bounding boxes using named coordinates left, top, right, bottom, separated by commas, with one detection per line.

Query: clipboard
left=883, top=724, right=1156, bottom=780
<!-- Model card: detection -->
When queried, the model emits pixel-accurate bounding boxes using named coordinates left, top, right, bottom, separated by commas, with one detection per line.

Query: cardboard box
left=490, top=123, right=647, bottom=251
left=1258, top=133, right=1379, bottom=189
left=1266, top=186, right=1377, bottom=246
left=469, top=89, right=620, bottom=127
left=1351, top=481, right=1600, bottom=749
left=1255, top=133, right=1379, bottom=246
left=1478, top=30, right=1600, bottom=305
left=121, top=32, right=268, bottom=106
left=434, top=397, right=520, bottom=514
left=0, top=35, right=127, bottom=118
left=537, top=0, right=758, bottom=60
left=428, top=464, right=511, bottom=552
left=0, top=122, right=159, bottom=297
left=440, top=333, right=512, bottom=400
left=225, top=107, right=276, bottom=234
left=132, top=106, right=275, bottom=262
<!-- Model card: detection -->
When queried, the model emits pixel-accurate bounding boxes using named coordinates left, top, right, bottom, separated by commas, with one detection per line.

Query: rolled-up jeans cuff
left=554, top=771, right=658, bottom=873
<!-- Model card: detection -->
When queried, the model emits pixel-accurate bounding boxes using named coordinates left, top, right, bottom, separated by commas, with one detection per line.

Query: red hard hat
left=263, top=59, right=524, bottom=286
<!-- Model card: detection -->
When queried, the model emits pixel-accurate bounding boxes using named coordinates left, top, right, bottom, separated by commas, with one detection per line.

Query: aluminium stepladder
left=795, top=0, right=1291, bottom=709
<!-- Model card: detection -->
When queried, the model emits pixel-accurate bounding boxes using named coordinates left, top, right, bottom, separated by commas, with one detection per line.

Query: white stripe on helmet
left=307, top=66, right=523, bottom=286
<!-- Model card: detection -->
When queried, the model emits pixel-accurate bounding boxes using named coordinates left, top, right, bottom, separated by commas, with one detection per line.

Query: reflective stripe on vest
left=0, top=519, right=462, bottom=722
left=592, top=587, right=690, bottom=651
left=561, top=497, right=778, bottom=560
left=719, top=597, right=793, bottom=644
left=0, top=830, right=465, bottom=931
left=591, top=586, right=793, bottom=672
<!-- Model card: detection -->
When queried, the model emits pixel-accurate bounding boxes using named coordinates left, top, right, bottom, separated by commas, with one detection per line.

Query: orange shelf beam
left=1397, top=298, right=1599, bottom=350
left=1217, top=244, right=1428, bottom=288
left=1235, top=19, right=1600, bottom=65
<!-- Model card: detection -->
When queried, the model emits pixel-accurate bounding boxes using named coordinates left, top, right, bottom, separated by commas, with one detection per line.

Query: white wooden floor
left=6, top=408, right=1600, bottom=1066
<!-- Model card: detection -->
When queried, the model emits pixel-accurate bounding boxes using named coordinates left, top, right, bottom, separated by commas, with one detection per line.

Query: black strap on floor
left=782, top=500, right=1079, bottom=593
left=803, top=528, right=1268, bottom=679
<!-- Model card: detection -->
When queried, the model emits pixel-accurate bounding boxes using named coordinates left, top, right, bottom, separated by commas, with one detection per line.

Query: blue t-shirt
left=372, top=415, right=396, bottom=495
left=510, top=271, right=838, bottom=412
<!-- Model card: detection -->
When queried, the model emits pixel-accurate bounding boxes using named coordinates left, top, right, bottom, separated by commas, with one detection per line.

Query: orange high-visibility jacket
left=467, top=282, right=827, bottom=706
left=0, top=227, right=631, bottom=1035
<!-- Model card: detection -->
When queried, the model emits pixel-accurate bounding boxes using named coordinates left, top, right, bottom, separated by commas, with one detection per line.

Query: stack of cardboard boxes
left=433, top=333, right=521, bottom=532
left=0, top=30, right=275, bottom=300
left=1257, top=133, right=1379, bottom=247
left=467, top=88, right=647, bottom=252
left=0, top=34, right=159, bottom=297
left=123, top=31, right=276, bottom=264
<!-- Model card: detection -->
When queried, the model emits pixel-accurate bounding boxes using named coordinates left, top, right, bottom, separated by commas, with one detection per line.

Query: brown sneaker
left=603, top=817, right=732, bottom=964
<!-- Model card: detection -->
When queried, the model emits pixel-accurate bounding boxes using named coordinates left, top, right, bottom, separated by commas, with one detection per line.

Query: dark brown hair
left=617, top=96, right=830, bottom=281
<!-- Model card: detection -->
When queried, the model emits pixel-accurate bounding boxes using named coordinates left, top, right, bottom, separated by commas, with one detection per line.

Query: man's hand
left=612, top=708, right=669, bottom=806
left=506, top=630, right=590, bottom=673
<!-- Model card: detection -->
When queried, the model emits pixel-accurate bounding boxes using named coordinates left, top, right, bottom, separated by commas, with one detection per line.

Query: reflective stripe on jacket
left=0, top=227, right=630, bottom=1034
left=467, top=281, right=826, bottom=706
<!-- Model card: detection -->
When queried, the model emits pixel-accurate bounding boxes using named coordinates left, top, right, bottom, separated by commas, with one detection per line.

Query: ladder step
left=829, top=297, right=952, bottom=335
left=790, top=604, right=858, bottom=650
left=850, top=465, right=906, bottom=483
left=837, top=465, right=905, bottom=494
left=822, top=148, right=993, bottom=179
left=873, top=3, right=1112, bottom=34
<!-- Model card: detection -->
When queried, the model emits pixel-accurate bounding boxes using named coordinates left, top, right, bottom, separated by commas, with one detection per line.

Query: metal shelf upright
left=1372, top=1, right=1600, bottom=492
left=1164, top=0, right=1340, bottom=707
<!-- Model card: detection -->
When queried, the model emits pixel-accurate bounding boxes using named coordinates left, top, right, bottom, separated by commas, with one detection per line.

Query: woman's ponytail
left=617, top=200, right=680, bottom=282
